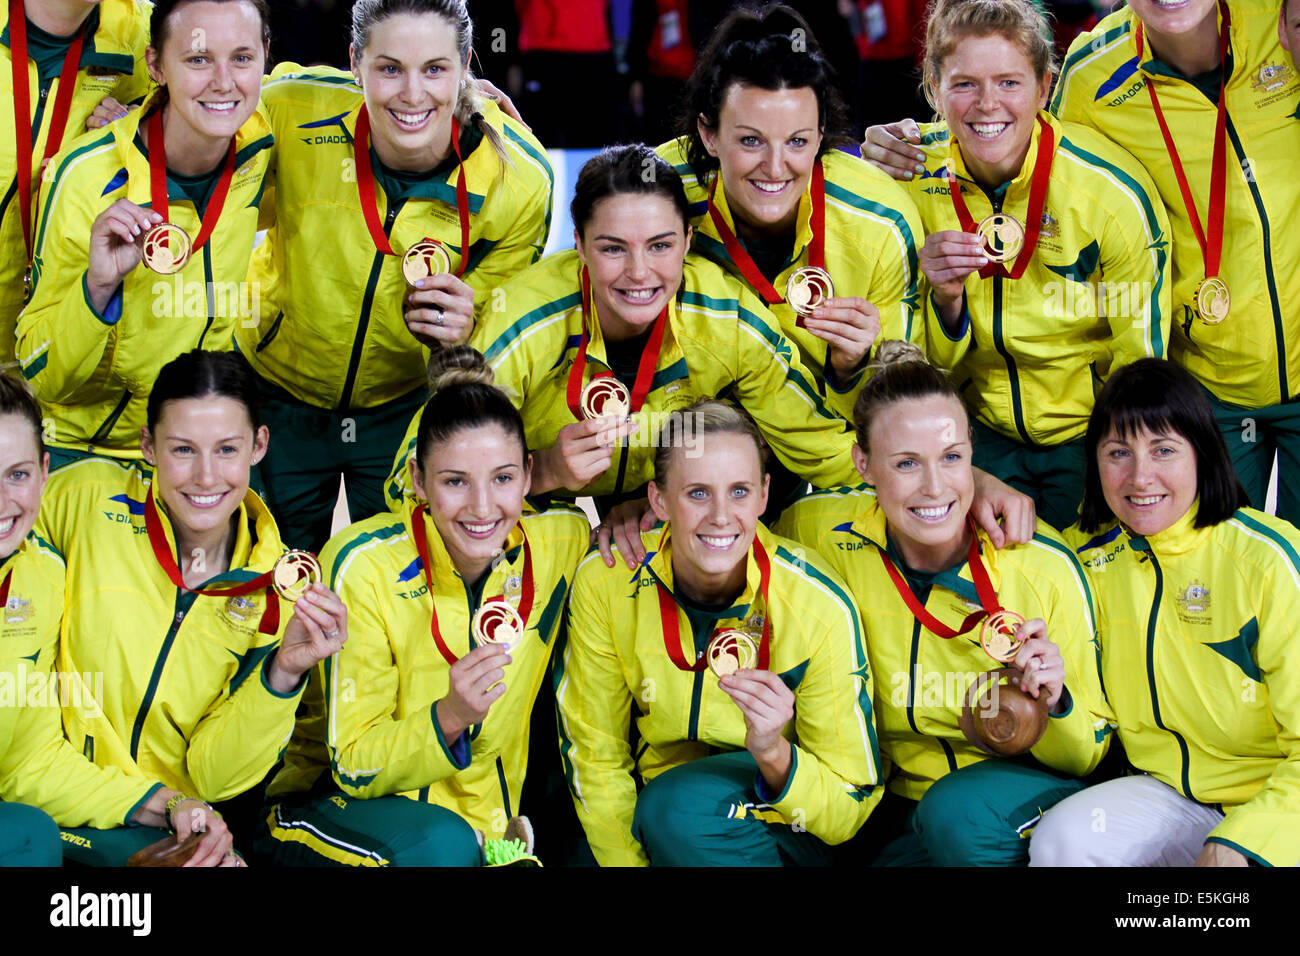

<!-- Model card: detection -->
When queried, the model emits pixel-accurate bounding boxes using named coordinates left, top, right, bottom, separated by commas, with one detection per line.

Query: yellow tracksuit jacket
left=657, top=139, right=925, bottom=420
left=1068, top=507, right=1300, bottom=866
left=385, top=250, right=858, bottom=509
left=0, top=531, right=160, bottom=827
left=903, top=110, right=1171, bottom=446
left=237, top=63, right=554, bottom=411
left=34, top=458, right=304, bottom=803
left=0, top=0, right=152, bottom=364
left=267, top=502, right=588, bottom=842
left=556, top=523, right=881, bottom=866
left=1052, top=0, right=1300, bottom=409
left=17, top=92, right=274, bottom=457
left=777, top=485, right=1111, bottom=801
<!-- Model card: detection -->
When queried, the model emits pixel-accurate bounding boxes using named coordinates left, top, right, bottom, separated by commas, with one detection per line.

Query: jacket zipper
left=129, top=592, right=194, bottom=761
left=1142, top=548, right=1195, bottom=798
left=340, top=200, right=402, bottom=410
left=981, top=188, right=1031, bottom=445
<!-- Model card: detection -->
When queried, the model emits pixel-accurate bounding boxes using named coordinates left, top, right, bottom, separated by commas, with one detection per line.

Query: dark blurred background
left=271, top=1, right=1114, bottom=149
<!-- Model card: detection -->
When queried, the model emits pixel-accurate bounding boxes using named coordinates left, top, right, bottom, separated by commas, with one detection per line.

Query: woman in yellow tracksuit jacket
left=0, top=372, right=236, bottom=867
left=34, top=349, right=346, bottom=866
left=558, top=399, right=880, bottom=866
left=16, top=0, right=273, bottom=469
left=238, top=0, right=553, bottom=552
left=385, top=143, right=860, bottom=525
left=1052, top=0, right=1300, bottom=526
left=896, top=0, right=1171, bottom=532
left=1030, top=359, right=1300, bottom=868
left=657, top=4, right=924, bottom=424
left=776, top=343, right=1110, bottom=866
left=262, top=348, right=588, bottom=867
left=0, top=0, right=152, bottom=367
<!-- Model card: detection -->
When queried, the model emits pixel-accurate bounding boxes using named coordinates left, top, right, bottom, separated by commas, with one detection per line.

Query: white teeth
left=391, top=109, right=432, bottom=126
left=1129, top=495, right=1164, bottom=506
left=700, top=534, right=739, bottom=548
left=0, top=516, right=15, bottom=535
left=972, top=123, right=1008, bottom=138
left=203, top=102, right=237, bottom=112
left=752, top=181, right=787, bottom=194
left=910, top=504, right=952, bottom=519
left=620, top=289, right=656, bottom=302
left=186, top=493, right=222, bottom=506
left=462, top=522, right=497, bottom=534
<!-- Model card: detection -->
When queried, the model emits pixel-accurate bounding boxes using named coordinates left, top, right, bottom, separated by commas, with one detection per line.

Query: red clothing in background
left=515, top=0, right=612, bottom=53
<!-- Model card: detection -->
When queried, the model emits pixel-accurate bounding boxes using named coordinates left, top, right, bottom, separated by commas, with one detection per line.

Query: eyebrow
left=167, top=435, right=246, bottom=444
left=593, top=231, right=678, bottom=243
left=374, top=54, right=452, bottom=65
left=734, top=123, right=816, bottom=136
left=436, top=463, right=520, bottom=475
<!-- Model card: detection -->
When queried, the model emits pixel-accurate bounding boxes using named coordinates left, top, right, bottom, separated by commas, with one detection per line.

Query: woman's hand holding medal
left=85, top=200, right=165, bottom=313
left=804, top=295, right=883, bottom=383
left=436, top=643, right=512, bottom=741
left=532, top=416, right=640, bottom=494
left=719, top=669, right=795, bottom=793
left=403, top=270, right=476, bottom=348
left=919, top=229, right=988, bottom=332
left=1004, top=616, right=1066, bottom=713
left=268, top=582, right=349, bottom=694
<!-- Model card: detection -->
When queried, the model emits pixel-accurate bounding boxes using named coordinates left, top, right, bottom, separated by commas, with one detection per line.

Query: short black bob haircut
left=1078, top=358, right=1247, bottom=533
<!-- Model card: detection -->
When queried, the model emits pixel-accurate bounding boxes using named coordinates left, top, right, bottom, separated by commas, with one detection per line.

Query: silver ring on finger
left=326, top=629, right=340, bottom=639
left=434, top=307, right=444, bottom=326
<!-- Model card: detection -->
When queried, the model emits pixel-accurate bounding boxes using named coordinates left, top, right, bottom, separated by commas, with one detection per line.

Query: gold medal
left=140, top=222, right=192, bottom=275
left=975, top=214, right=1024, bottom=264
left=979, top=609, right=1026, bottom=664
left=785, top=266, right=834, bottom=317
left=707, top=629, right=758, bottom=677
left=472, top=601, right=525, bottom=650
left=579, top=378, right=631, bottom=420
left=402, top=239, right=452, bottom=285
left=272, top=550, right=322, bottom=603
left=1193, top=276, right=1230, bottom=324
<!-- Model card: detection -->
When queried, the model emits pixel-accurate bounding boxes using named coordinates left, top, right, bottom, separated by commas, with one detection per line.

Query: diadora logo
left=1096, top=56, right=1140, bottom=103
left=396, top=556, right=423, bottom=584
left=102, top=494, right=145, bottom=523
left=297, top=111, right=352, bottom=146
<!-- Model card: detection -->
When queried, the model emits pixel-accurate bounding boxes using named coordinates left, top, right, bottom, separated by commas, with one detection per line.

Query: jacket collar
left=641, top=522, right=773, bottom=619
left=575, top=253, right=682, bottom=370
left=1133, top=2, right=1233, bottom=81
left=705, top=160, right=816, bottom=268
left=402, top=501, right=527, bottom=591
left=946, top=109, right=1053, bottom=201
left=1123, top=500, right=1214, bottom=558
left=138, top=470, right=283, bottom=578
left=2, top=2, right=138, bottom=74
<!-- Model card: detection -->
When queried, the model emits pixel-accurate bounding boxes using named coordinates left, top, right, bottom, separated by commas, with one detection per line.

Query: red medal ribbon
left=409, top=503, right=534, bottom=667
left=1137, top=0, right=1230, bottom=284
left=146, top=107, right=237, bottom=256
left=705, top=160, right=826, bottom=305
left=10, top=0, right=86, bottom=262
left=655, top=533, right=773, bottom=672
left=945, top=114, right=1055, bottom=280
left=0, top=566, right=11, bottom=606
left=353, top=105, right=470, bottom=278
left=142, top=487, right=280, bottom=635
left=877, top=517, right=1003, bottom=639
left=565, top=266, right=668, bottom=420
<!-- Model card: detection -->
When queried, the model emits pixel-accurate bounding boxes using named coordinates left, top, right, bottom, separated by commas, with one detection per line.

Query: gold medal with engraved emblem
left=140, top=222, right=192, bottom=275
left=402, top=239, right=452, bottom=285
left=1193, top=276, right=1230, bottom=324
left=579, top=378, right=631, bottom=420
left=272, top=550, right=322, bottom=603
left=975, top=214, right=1024, bottom=263
left=707, top=629, right=758, bottom=677
left=979, top=609, right=1026, bottom=663
left=785, top=266, right=834, bottom=317
left=472, top=601, right=525, bottom=650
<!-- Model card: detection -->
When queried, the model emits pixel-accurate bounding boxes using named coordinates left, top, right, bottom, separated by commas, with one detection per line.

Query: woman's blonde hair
left=652, top=399, right=768, bottom=486
left=921, top=0, right=1058, bottom=114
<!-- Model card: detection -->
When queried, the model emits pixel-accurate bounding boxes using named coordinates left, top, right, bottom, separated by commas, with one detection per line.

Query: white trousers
left=1028, top=774, right=1224, bottom=867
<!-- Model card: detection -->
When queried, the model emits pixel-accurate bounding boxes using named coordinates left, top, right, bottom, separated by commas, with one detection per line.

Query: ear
left=1036, top=70, right=1053, bottom=110
left=1281, top=9, right=1293, bottom=51
left=697, top=114, right=719, bottom=157
left=39, top=450, right=49, bottom=486
left=647, top=480, right=671, bottom=525
left=409, top=457, right=427, bottom=501
left=349, top=44, right=362, bottom=86
left=756, top=471, right=770, bottom=516
left=852, top=443, right=873, bottom=486
left=140, top=425, right=155, bottom=465
left=250, top=424, right=270, bottom=467
left=684, top=223, right=693, bottom=248
left=574, top=230, right=586, bottom=265
left=521, top=452, right=533, bottom=499
left=145, top=46, right=164, bottom=86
